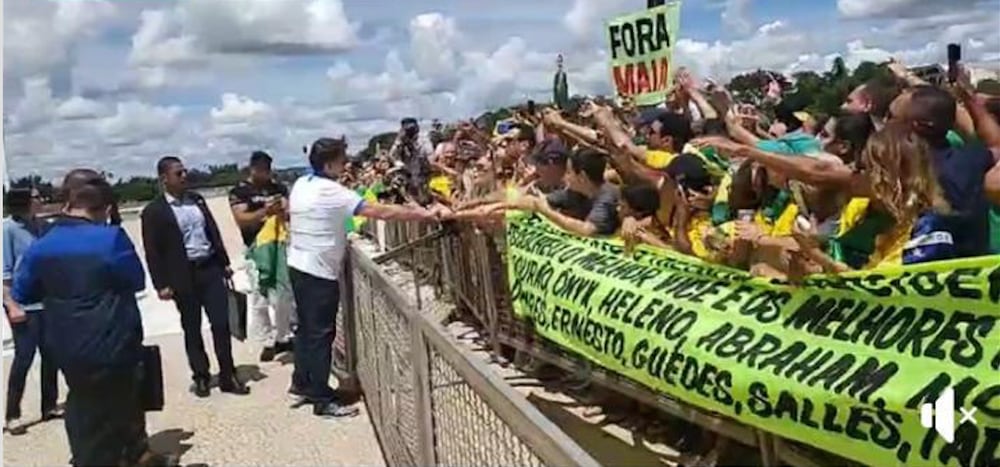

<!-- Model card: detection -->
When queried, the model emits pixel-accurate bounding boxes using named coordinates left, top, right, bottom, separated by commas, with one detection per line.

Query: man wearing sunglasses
left=140, top=156, right=249, bottom=399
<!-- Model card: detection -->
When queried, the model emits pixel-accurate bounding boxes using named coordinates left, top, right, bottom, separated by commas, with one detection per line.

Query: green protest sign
left=506, top=213, right=1000, bottom=467
left=606, top=2, right=682, bottom=106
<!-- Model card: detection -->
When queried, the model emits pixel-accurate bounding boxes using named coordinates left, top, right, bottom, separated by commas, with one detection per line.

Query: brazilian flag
left=248, top=215, right=289, bottom=295
left=346, top=185, right=381, bottom=233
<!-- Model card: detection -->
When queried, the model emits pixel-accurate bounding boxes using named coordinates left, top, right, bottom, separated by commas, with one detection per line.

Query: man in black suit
left=141, top=156, right=249, bottom=398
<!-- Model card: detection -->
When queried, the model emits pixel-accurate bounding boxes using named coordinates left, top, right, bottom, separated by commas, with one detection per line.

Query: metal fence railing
left=348, top=220, right=844, bottom=467
left=342, top=242, right=600, bottom=467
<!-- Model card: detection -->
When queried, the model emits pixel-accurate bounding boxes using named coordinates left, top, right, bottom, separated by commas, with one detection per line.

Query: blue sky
left=4, top=0, right=999, bottom=179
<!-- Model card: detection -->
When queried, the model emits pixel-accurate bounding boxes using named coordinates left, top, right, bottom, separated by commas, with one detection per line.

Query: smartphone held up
left=947, top=43, right=961, bottom=84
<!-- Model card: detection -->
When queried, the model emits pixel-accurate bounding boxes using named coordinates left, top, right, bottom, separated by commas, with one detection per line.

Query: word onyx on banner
left=606, top=3, right=681, bottom=105
left=505, top=213, right=1000, bottom=467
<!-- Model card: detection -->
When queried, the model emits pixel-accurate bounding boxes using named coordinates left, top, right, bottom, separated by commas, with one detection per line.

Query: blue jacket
left=3, top=217, right=43, bottom=312
left=12, top=217, right=146, bottom=369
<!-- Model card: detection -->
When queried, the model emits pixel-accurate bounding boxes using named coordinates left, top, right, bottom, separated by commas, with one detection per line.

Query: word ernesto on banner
left=506, top=213, right=1000, bottom=467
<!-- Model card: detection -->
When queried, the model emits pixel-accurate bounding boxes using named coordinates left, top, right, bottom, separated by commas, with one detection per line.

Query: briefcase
left=140, top=345, right=164, bottom=412
left=227, top=282, right=248, bottom=342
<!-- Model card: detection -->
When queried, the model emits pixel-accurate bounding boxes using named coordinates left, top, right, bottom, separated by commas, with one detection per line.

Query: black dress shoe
left=192, top=379, right=211, bottom=398
left=135, top=450, right=180, bottom=467
left=275, top=340, right=294, bottom=354
left=41, top=407, right=64, bottom=421
left=5, top=419, right=28, bottom=436
left=219, top=376, right=250, bottom=395
left=313, top=401, right=360, bottom=418
left=287, top=384, right=307, bottom=398
left=259, top=346, right=276, bottom=362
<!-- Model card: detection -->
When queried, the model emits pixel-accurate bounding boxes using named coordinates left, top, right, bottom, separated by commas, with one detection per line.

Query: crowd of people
left=345, top=61, right=1000, bottom=280
left=3, top=53, right=999, bottom=466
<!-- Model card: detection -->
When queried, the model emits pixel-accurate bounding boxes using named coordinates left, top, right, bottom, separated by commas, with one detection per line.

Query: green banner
left=506, top=213, right=1000, bottom=467
left=606, top=2, right=682, bottom=106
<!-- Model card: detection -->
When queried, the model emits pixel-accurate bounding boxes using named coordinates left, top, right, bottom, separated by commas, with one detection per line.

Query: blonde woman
left=795, top=122, right=955, bottom=272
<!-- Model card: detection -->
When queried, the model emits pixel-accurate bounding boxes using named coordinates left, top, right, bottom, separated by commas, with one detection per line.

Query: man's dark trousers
left=289, top=268, right=338, bottom=403
left=174, top=259, right=235, bottom=383
left=5, top=312, right=58, bottom=421
left=62, top=363, right=146, bottom=466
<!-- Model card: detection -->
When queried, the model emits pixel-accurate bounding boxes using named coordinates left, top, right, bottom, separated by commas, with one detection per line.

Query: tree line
left=10, top=164, right=306, bottom=204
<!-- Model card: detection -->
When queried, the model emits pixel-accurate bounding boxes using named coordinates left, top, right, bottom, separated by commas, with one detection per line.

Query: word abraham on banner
left=606, top=2, right=682, bottom=106
left=505, top=213, right=1000, bottom=467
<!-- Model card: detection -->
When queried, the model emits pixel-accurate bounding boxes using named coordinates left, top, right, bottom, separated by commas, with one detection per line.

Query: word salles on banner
left=505, top=214, right=1000, bottom=467
left=606, top=2, right=682, bottom=106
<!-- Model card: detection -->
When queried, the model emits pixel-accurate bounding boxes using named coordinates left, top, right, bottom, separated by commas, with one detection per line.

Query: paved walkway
left=2, top=331, right=385, bottom=466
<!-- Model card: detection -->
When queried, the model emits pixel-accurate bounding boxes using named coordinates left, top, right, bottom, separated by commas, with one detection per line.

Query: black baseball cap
left=529, top=139, right=568, bottom=165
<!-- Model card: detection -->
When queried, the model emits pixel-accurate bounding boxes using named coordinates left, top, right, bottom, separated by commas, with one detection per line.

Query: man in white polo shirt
left=287, top=137, right=438, bottom=418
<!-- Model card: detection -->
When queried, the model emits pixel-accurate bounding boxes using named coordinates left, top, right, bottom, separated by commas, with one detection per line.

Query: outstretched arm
left=357, top=202, right=438, bottom=223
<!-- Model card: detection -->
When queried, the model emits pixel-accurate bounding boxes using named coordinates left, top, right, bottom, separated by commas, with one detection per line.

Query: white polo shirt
left=287, top=174, right=364, bottom=281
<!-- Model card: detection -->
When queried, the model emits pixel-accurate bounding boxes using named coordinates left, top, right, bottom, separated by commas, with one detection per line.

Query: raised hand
left=691, top=135, right=743, bottom=156
left=886, top=58, right=909, bottom=80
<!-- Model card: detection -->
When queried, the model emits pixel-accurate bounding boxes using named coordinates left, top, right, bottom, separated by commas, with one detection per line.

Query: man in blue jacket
left=12, top=176, right=161, bottom=466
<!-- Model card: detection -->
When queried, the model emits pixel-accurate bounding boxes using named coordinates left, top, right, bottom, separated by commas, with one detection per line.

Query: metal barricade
left=344, top=243, right=599, bottom=467
left=352, top=220, right=844, bottom=467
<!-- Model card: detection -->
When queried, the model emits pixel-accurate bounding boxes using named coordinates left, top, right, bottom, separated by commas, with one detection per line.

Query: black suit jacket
left=140, top=192, right=231, bottom=296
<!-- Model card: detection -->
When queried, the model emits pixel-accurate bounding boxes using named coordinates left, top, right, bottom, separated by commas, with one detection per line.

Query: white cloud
left=53, top=0, right=117, bottom=38
left=3, top=0, right=117, bottom=86
left=130, top=10, right=205, bottom=68
left=177, top=0, right=359, bottom=54
left=211, top=93, right=275, bottom=124
left=327, top=51, right=428, bottom=103
left=758, top=20, right=785, bottom=35
left=98, top=102, right=182, bottom=147
left=564, top=0, right=629, bottom=41
left=209, top=93, right=278, bottom=140
left=675, top=20, right=815, bottom=79
left=6, top=78, right=58, bottom=134
left=56, top=97, right=109, bottom=120
left=721, top=0, right=753, bottom=34
left=837, top=0, right=983, bottom=18
left=324, top=11, right=573, bottom=124
left=123, top=0, right=361, bottom=89
left=409, top=13, right=461, bottom=88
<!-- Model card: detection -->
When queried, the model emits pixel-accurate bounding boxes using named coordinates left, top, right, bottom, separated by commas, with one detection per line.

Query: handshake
left=417, top=192, right=543, bottom=225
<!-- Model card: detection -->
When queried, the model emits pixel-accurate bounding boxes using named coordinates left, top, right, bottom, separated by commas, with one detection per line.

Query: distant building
left=967, top=60, right=1000, bottom=83
left=908, top=60, right=1000, bottom=86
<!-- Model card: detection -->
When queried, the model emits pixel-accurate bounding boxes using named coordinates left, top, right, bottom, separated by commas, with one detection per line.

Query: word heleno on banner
left=606, top=2, right=682, bottom=106
left=505, top=213, right=1000, bottom=467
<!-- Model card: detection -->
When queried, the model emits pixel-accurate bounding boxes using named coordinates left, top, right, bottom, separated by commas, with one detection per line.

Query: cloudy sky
left=3, top=0, right=999, bottom=179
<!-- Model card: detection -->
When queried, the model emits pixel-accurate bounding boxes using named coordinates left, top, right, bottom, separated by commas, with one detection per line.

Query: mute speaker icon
left=920, top=387, right=978, bottom=443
